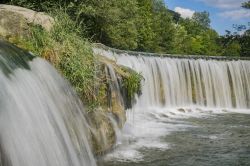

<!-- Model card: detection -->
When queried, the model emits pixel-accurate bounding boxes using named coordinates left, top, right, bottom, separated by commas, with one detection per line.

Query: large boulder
left=0, top=5, right=54, bottom=38
left=88, top=110, right=116, bottom=155
left=87, top=58, right=129, bottom=155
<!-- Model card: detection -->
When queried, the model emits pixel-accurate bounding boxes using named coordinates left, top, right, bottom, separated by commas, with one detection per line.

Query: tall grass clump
left=8, top=9, right=97, bottom=107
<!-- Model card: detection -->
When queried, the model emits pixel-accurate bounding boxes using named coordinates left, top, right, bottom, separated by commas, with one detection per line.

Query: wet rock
left=170, top=112, right=176, bottom=115
left=160, top=113, right=169, bottom=118
left=110, top=91, right=126, bottom=129
left=88, top=92, right=126, bottom=155
left=178, top=108, right=185, bottom=113
left=222, top=109, right=228, bottom=112
left=0, top=140, right=11, bottom=166
left=196, top=108, right=203, bottom=112
left=87, top=66, right=127, bottom=155
left=88, top=110, right=116, bottom=155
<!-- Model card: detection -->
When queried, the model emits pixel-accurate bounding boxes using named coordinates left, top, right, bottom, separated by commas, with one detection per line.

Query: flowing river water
left=94, top=47, right=250, bottom=166
left=98, top=109, right=250, bottom=166
left=0, top=41, right=96, bottom=166
left=0, top=40, right=249, bottom=166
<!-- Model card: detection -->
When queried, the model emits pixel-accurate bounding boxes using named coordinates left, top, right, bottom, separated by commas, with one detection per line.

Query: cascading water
left=94, top=47, right=250, bottom=110
left=94, top=46, right=250, bottom=166
left=0, top=41, right=96, bottom=166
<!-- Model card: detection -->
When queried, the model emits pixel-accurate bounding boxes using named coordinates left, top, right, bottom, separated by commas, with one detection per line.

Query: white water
left=95, top=48, right=250, bottom=110
left=0, top=42, right=96, bottom=166
left=94, top=48, right=250, bottom=162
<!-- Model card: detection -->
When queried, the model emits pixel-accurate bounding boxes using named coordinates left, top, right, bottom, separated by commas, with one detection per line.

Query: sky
left=164, top=0, right=250, bottom=35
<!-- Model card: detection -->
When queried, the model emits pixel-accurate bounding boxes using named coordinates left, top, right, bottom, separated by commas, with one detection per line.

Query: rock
left=177, top=108, right=185, bottom=113
left=196, top=108, right=203, bottom=112
left=0, top=10, right=29, bottom=38
left=170, top=112, right=176, bottom=115
left=160, top=113, right=169, bottom=118
left=88, top=91, right=126, bottom=155
left=85, top=62, right=126, bottom=155
left=88, top=110, right=116, bottom=155
left=0, top=5, right=54, bottom=38
left=110, top=91, right=126, bottom=129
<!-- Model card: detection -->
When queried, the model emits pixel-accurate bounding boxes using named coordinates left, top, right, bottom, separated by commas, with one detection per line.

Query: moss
left=122, top=68, right=143, bottom=102
left=97, top=55, right=143, bottom=109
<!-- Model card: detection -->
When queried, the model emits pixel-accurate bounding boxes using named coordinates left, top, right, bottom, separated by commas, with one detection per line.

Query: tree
left=223, top=41, right=241, bottom=56
left=239, top=30, right=250, bottom=57
left=242, top=1, right=250, bottom=9
left=151, top=0, right=176, bottom=53
left=74, top=0, right=139, bottom=50
left=136, top=0, right=156, bottom=52
left=179, top=18, right=206, bottom=37
left=200, top=29, right=221, bottom=55
left=3, top=0, right=224, bottom=56
left=101, top=0, right=139, bottom=50
left=192, top=11, right=211, bottom=28
left=172, top=25, right=191, bottom=54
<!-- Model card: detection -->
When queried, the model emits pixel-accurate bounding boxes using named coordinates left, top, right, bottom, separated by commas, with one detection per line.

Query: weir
left=94, top=45, right=250, bottom=110
left=0, top=41, right=96, bottom=166
left=95, top=44, right=250, bottom=165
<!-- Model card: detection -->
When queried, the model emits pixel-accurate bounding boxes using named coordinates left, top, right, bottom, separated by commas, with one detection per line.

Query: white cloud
left=219, top=9, right=250, bottom=20
left=174, top=7, right=195, bottom=19
left=198, top=0, right=246, bottom=9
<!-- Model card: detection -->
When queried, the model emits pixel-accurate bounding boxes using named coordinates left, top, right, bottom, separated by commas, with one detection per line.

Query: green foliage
left=4, top=0, right=219, bottom=56
left=50, top=11, right=96, bottom=104
left=223, top=41, right=241, bottom=56
left=242, top=1, right=250, bottom=9
left=176, top=16, right=222, bottom=56
left=4, top=0, right=248, bottom=57
left=123, top=70, right=143, bottom=102
left=172, top=25, right=189, bottom=54
left=240, top=30, right=250, bottom=56
left=7, top=0, right=60, bottom=11
left=219, top=30, right=250, bottom=57
left=136, top=0, right=155, bottom=51
left=192, top=11, right=211, bottom=28
left=69, top=0, right=139, bottom=50
left=7, top=10, right=97, bottom=106
left=136, top=0, right=176, bottom=53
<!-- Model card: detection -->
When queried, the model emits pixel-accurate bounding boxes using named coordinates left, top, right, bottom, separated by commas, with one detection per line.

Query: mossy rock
left=0, top=5, right=54, bottom=39
left=88, top=110, right=116, bottom=155
left=0, top=10, right=30, bottom=38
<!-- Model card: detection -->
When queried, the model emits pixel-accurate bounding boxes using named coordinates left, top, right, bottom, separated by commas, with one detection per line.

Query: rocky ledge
left=0, top=5, right=54, bottom=38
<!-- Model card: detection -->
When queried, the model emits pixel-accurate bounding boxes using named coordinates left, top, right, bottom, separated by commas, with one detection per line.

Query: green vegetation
left=5, top=10, right=96, bottom=109
left=242, top=1, right=250, bottom=9
left=192, top=11, right=211, bottom=28
left=2, top=8, right=143, bottom=111
left=1, top=0, right=249, bottom=110
left=219, top=1, right=250, bottom=57
left=4, top=0, right=250, bottom=57
left=123, top=69, right=143, bottom=103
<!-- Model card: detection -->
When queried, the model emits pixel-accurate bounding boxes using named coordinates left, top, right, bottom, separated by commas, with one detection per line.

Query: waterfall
left=0, top=41, right=96, bottom=166
left=94, top=47, right=250, bottom=110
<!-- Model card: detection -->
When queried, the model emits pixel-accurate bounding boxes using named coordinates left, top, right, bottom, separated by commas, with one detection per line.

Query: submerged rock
left=178, top=108, right=186, bottom=113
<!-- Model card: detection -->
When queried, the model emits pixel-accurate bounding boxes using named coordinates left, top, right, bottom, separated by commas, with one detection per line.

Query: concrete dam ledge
left=93, top=43, right=250, bottom=61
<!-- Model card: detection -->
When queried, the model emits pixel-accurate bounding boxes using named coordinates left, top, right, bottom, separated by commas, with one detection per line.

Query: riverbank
left=0, top=5, right=142, bottom=155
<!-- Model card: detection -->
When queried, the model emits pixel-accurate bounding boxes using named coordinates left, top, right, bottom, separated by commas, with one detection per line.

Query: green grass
left=6, top=10, right=96, bottom=108
left=4, top=8, right=142, bottom=111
